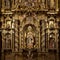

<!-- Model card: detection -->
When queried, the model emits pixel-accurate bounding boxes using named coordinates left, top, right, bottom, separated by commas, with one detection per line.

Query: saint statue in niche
left=6, top=21, right=11, bottom=29
left=49, top=38, right=56, bottom=48
left=5, top=33, right=11, bottom=48
left=25, top=26, right=35, bottom=49
left=49, top=20, right=54, bottom=28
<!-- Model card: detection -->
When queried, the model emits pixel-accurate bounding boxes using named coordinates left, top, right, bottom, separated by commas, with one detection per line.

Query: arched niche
left=23, top=24, right=37, bottom=32
left=48, top=17, right=56, bottom=29
left=21, top=24, right=39, bottom=49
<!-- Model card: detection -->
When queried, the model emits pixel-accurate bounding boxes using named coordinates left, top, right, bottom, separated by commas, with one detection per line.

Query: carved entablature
left=1, top=0, right=59, bottom=12
left=15, top=0, right=47, bottom=11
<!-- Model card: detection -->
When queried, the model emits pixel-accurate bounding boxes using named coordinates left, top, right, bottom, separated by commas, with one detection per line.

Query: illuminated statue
left=25, top=26, right=35, bottom=49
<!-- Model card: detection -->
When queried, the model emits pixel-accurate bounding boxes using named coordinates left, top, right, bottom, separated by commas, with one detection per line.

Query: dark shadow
left=0, top=22, right=2, bottom=60
left=22, top=48, right=38, bottom=60
left=58, top=21, right=60, bottom=60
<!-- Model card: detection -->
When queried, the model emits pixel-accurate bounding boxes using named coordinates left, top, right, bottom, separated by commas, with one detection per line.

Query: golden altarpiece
left=0, top=0, right=60, bottom=60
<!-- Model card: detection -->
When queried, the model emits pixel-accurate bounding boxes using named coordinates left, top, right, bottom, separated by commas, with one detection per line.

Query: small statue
left=41, top=0, right=45, bottom=9
left=50, top=0, right=55, bottom=9
left=5, top=0, right=11, bottom=8
left=49, top=39, right=55, bottom=48
left=25, top=26, right=35, bottom=49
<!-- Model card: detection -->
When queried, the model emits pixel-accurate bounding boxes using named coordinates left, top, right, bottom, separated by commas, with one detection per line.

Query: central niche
left=23, top=24, right=37, bottom=49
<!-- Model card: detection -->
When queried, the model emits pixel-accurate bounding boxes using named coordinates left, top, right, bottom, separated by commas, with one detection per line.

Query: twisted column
left=14, top=21, right=19, bottom=52
left=40, top=20, right=46, bottom=52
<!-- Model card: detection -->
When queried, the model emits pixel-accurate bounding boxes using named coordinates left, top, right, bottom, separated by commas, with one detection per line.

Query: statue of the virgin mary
left=25, top=26, right=35, bottom=49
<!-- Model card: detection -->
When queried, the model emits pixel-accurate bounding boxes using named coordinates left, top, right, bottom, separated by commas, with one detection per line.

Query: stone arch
left=23, top=24, right=37, bottom=32
left=48, top=17, right=55, bottom=21
left=48, top=17, right=56, bottom=28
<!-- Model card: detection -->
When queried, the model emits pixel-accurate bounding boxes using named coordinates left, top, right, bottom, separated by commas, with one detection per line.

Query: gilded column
left=56, top=0, right=59, bottom=11
left=46, top=0, right=48, bottom=9
left=40, top=20, right=46, bottom=52
left=42, top=22, right=45, bottom=52
left=14, top=21, right=19, bottom=52
left=2, top=0, right=5, bottom=11
left=39, top=31, right=40, bottom=48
